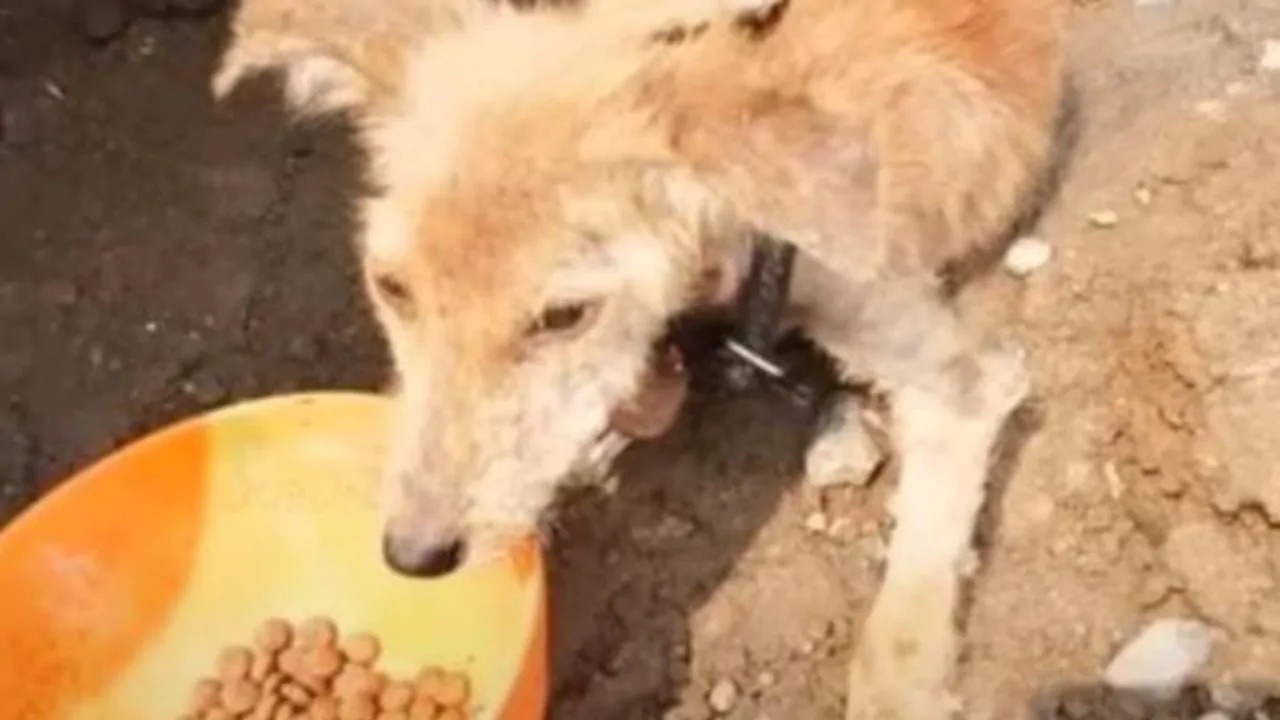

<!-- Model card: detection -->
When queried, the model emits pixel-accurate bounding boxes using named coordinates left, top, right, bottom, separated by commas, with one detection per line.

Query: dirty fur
left=215, top=0, right=1065, bottom=717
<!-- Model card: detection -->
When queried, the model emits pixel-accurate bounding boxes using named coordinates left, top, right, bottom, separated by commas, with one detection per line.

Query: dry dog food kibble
left=183, top=617, right=473, bottom=720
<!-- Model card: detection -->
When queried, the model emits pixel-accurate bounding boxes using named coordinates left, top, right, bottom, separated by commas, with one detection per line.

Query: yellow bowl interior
left=0, top=392, right=546, bottom=720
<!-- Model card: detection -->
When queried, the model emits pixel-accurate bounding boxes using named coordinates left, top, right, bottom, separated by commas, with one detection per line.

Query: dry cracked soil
left=4, top=0, right=1280, bottom=718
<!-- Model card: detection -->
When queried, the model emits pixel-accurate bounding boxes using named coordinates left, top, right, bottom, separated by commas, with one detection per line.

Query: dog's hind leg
left=805, top=277, right=1028, bottom=720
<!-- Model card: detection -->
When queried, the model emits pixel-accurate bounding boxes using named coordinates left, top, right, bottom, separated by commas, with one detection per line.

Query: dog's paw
left=845, top=584, right=962, bottom=720
left=846, top=644, right=962, bottom=720
left=804, top=396, right=887, bottom=488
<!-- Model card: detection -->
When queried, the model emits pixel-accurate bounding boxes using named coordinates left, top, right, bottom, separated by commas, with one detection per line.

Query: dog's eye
left=372, top=273, right=413, bottom=314
left=527, top=301, right=599, bottom=339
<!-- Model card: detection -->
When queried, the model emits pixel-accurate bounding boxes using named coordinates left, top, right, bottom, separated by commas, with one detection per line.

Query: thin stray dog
left=215, top=0, right=1064, bottom=717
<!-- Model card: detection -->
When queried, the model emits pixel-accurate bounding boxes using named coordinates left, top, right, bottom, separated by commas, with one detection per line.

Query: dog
left=214, top=0, right=1064, bottom=717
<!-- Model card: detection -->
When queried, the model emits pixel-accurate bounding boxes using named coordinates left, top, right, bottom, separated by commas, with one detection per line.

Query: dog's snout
left=382, top=530, right=466, bottom=578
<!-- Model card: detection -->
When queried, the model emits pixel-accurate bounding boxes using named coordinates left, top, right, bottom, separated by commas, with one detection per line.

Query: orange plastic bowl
left=0, top=392, right=546, bottom=720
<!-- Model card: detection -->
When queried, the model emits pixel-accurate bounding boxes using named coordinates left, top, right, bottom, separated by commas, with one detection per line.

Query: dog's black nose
left=382, top=532, right=465, bottom=578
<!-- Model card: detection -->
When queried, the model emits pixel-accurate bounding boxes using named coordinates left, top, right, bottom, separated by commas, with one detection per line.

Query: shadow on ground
left=1031, top=682, right=1280, bottom=720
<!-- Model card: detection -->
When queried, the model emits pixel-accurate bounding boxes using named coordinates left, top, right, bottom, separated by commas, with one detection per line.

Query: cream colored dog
left=215, top=0, right=1064, bottom=717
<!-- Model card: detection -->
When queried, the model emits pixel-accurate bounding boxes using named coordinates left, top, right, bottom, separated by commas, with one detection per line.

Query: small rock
left=1133, top=184, right=1154, bottom=207
left=1198, top=713, right=1230, bottom=720
left=708, top=679, right=739, bottom=715
left=1088, top=209, right=1120, bottom=228
left=804, top=398, right=886, bottom=488
left=803, top=511, right=828, bottom=534
left=1103, top=461, right=1126, bottom=499
left=78, top=0, right=130, bottom=42
left=42, top=81, right=66, bottom=101
left=1003, top=236, right=1053, bottom=277
left=755, top=670, right=776, bottom=688
left=1259, top=39, right=1280, bottom=72
left=1103, top=618, right=1215, bottom=700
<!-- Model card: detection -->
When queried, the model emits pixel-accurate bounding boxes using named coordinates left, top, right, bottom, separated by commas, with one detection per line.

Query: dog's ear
left=213, top=0, right=475, bottom=116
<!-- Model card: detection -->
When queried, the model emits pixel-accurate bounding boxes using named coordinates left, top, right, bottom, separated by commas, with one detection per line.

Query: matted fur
left=215, top=0, right=1064, bottom=717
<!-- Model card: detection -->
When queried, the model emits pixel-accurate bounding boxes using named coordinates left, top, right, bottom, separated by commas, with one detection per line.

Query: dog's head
left=216, top=1, right=740, bottom=575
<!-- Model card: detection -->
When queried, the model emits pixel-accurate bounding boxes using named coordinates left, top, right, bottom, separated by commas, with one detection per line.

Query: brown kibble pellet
left=273, top=706, right=296, bottom=720
left=433, top=673, right=469, bottom=708
left=250, top=692, right=280, bottom=720
left=250, top=648, right=276, bottom=681
left=407, top=697, right=438, bottom=720
left=334, top=664, right=380, bottom=698
left=256, top=618, right=293, bottom=653
left=250, top=650, right=276, bottom=683
left=297, top=616, right=338, bottom=649
left=330, top=666, right=361, bottom=699
left=188, top=678, right=221, bottom=715
left=309, top=697, right=340, bottom=720
left=278, top=648, right=304, bottom=678
left=307, top=645, right=344, bottom=679
left=263, top=671, right=287, bottom=696
left=413, top=668, right=444, bottom=698
left=280, top=681, right=313, bottom=706
left=338, top=694, right=377, bottom=720
left=221, top=678, right=261, bottom=715
left=341, top=633, right=381, bottom=666
left=378, top=681, right=413, bottom=712
left=218, top=645, right=254, bottom=682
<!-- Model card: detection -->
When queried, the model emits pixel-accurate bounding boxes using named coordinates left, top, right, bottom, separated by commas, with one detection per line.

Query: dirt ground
left=3, top=0, right=1280, bottom=718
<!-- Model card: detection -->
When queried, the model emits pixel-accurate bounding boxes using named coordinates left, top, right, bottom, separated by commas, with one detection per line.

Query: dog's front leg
left=808, top=278, right=1028, bottom=720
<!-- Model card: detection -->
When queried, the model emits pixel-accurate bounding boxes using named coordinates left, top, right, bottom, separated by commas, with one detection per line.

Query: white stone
left=1088, top=209, right=1120, bottom=228
left=1003, top=237, right=1053, bottom=277
left=708, top=678, right=739, bottom=714
left=804, top=401, right=886, bottom=488
left=1103, top=618, right=1215, bottom=699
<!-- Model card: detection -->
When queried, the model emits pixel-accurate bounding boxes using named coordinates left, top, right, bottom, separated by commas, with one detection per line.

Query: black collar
left=718, top=233, right=812, bottom=405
